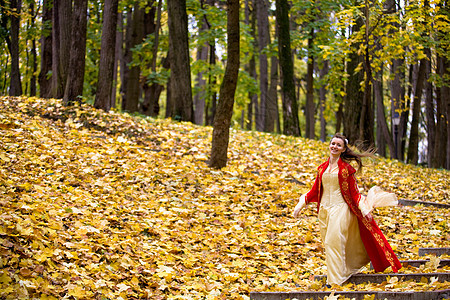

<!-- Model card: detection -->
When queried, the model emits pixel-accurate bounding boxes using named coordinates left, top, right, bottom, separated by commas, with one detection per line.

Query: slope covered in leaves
left=0, top=96, right=448, bottom=299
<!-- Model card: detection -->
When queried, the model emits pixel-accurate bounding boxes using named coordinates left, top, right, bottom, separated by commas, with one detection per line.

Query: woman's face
left=329, top=137, right=346, bottom=157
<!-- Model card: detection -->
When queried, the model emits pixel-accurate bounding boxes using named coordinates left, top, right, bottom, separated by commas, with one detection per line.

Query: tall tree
left=167, top=0, right=193, bottom=122
left=122, top=4, right=144, bottom=112
left=385, top=0, right=405, bottom=160
left=39, top=0, right=52, bottom=98
left=28, top=1, right=37, bottom=96
left=245, top=0, right=257, bottom=130
left=266, top=51, right=279, bottom=133
left=305, top=29, right=315, bottom=139
left=142, top=0, right=164, bottom=117
left=344, top=14, right=364, bottom=144
left=407, top=61, right=426, bottom=165
left=359, top=0, right=374, bottom=149
left=94, top=0, right=119, bottom=111
left=63, top=0, right=88, bottom=105
left=276, top=0, right=300, bottom=136
left=210, top=0, right=240, bottom=168
left=9, top=0, right=22, bottom=96
left=51, top=0, right=72, bottom=98
left=318, top=60, right=328, bottom=141
left=255, top=0, right=269, bottom=131
left=433, top=52, right=447, bottom=168
left=193, top=0, right=209, bottom=125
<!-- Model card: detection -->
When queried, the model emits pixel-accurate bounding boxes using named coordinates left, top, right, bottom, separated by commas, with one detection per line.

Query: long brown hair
left=332, top=133, right=375, bottom=171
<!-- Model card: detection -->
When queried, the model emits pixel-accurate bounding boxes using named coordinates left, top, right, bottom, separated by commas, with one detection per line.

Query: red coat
left=305, top=158, right=402, bottom=273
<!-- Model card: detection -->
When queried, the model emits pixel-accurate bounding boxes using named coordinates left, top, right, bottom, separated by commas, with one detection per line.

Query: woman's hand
left=293, top=196, right=306, bottom=218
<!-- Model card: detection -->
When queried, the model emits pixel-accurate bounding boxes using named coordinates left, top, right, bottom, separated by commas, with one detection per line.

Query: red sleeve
left=305, top=172, right=320, bottom=204
left=347, top=169, right=364, bottom=211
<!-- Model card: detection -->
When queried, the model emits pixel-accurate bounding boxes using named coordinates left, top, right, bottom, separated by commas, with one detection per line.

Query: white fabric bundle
left=358, top=186, right=398, bottom=216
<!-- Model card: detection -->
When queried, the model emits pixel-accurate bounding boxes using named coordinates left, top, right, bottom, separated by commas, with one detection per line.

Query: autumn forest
left=0, top=1, right=450, bottom=298
left=1, top=0, right=449, bottom=169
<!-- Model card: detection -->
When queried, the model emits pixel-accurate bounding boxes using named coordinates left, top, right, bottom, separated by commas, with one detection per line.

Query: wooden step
left=419, top=247, right=450, bottom=256
left=398, top=199, right=450, bottom=208
left=250, top=290, right=450, bottom=300
left=401, top=259, right=450, bottom=268
left=313, top=272, right=449, bottom=284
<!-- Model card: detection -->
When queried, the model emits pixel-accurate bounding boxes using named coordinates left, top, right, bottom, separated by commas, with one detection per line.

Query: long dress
left=318, top=165, right=370, bottom=285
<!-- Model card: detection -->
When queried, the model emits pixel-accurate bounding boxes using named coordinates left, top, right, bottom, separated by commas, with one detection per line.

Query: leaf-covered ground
left=0, top=96, right=448, bottom=299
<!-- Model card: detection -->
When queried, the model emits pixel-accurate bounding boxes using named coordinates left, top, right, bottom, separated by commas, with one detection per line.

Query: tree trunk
left=39, top=0, right=53, bottom=98
left=433, top=53, right=447, bottom=168
left=142, top=0, right=165, bottom=117
left=305, top=30, right=315, bottom=139
left=193, top=9, right=209, bottom=125
left=51, top=0, right=71, bottom=98
left=266, top=54, right=279, bottom=133
left=246, top=0, right=257, bottom=130
left=319, top=60, right=328, bottom=142
left=63, top=0, right=88, bottom=106
left=29, top=2, right=37, bottom=96
left=111, top=12, right=123, bottom=109
left=167, top=0, right=193, bottom=122
left=407, top=60, right=426, bottom=165
left=121, top=10, right=132, bottom=110
left=210, top=0, right=240, bottom=169
left=123, top=4, right=144, bottom=112
left=58, top=0, right=72, bottom=98
left=9, top=0, right=22, bottom=96
left=359, top=0, right=374, bottom=149
left=424, top=47, right=435, bottom=167
left=445, top=56, right=450, bottom=170
left=94, top=0, right=119, bottom=111
left=344, top=15, right=364, bottom=144
left=374, top=64, right=395, bottom=157
left=255, top=0, right=269, bottom=131
left=276, top=0, right=300, bottom=136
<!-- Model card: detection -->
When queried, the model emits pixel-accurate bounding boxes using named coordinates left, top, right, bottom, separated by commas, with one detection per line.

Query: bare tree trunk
left=319, top=60, right=328, bottom=142
left=245, top=0, right=257, bottom=130
left=63, top=0, right=88, bottom=105
left=9, top=0, right=22, bottom=96
left=52, top=0, right=72, bottom=98
left=123, top=4, right=144, bottom=112
left=433, top=53, right=447, bottom=168
left=407, top=60, right=426, bottom=165
left=111, top=12, right=123, bottom=109
left=374, top=64, right=395, bottom=157
left=360, top=0, right=374, bottom=149
left=141, top=1, right=162, bottom=117
left=305, top=30, right=315, bottom=139
left=121, top=10, right=132, bottom=109
left=276, top=0, right=300, bottom=136
left=441, top=2, right=450, bottom=169
left=344, top=11, right=364, bottom=144
left=167, top=0, right=193, bottom=122
left=210, top=0, right=240, bottom=169
left=94, top=0, right=119, bottom=111
left=266, top=54, right=279, bottom=133
left=29, top=2, right=37, bottom=96
left=58, top=0, right=72, bottom=97
left=51, top=0, right=62, bottom=98
left=39, top=0, right=53, bottom=98
left=193, top=6, right=209, bottom=125
left=255, top=0, right=269, bottom=131
left=206, top=36, right=217, bottom=126
left=424, top=47, right=435, bottom=167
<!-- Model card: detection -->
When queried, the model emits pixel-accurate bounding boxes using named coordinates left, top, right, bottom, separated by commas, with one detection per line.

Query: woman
left=293, top=133, right=402, bottom=285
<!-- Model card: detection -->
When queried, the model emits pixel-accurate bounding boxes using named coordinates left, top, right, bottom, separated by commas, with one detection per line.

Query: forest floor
left=0, top=96, right=449, bottom=299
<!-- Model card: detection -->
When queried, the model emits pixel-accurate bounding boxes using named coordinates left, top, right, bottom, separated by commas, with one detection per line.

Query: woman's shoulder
left=338, top=159, right=356, bottom=174
left=317, top=160, right=329, bottom=171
